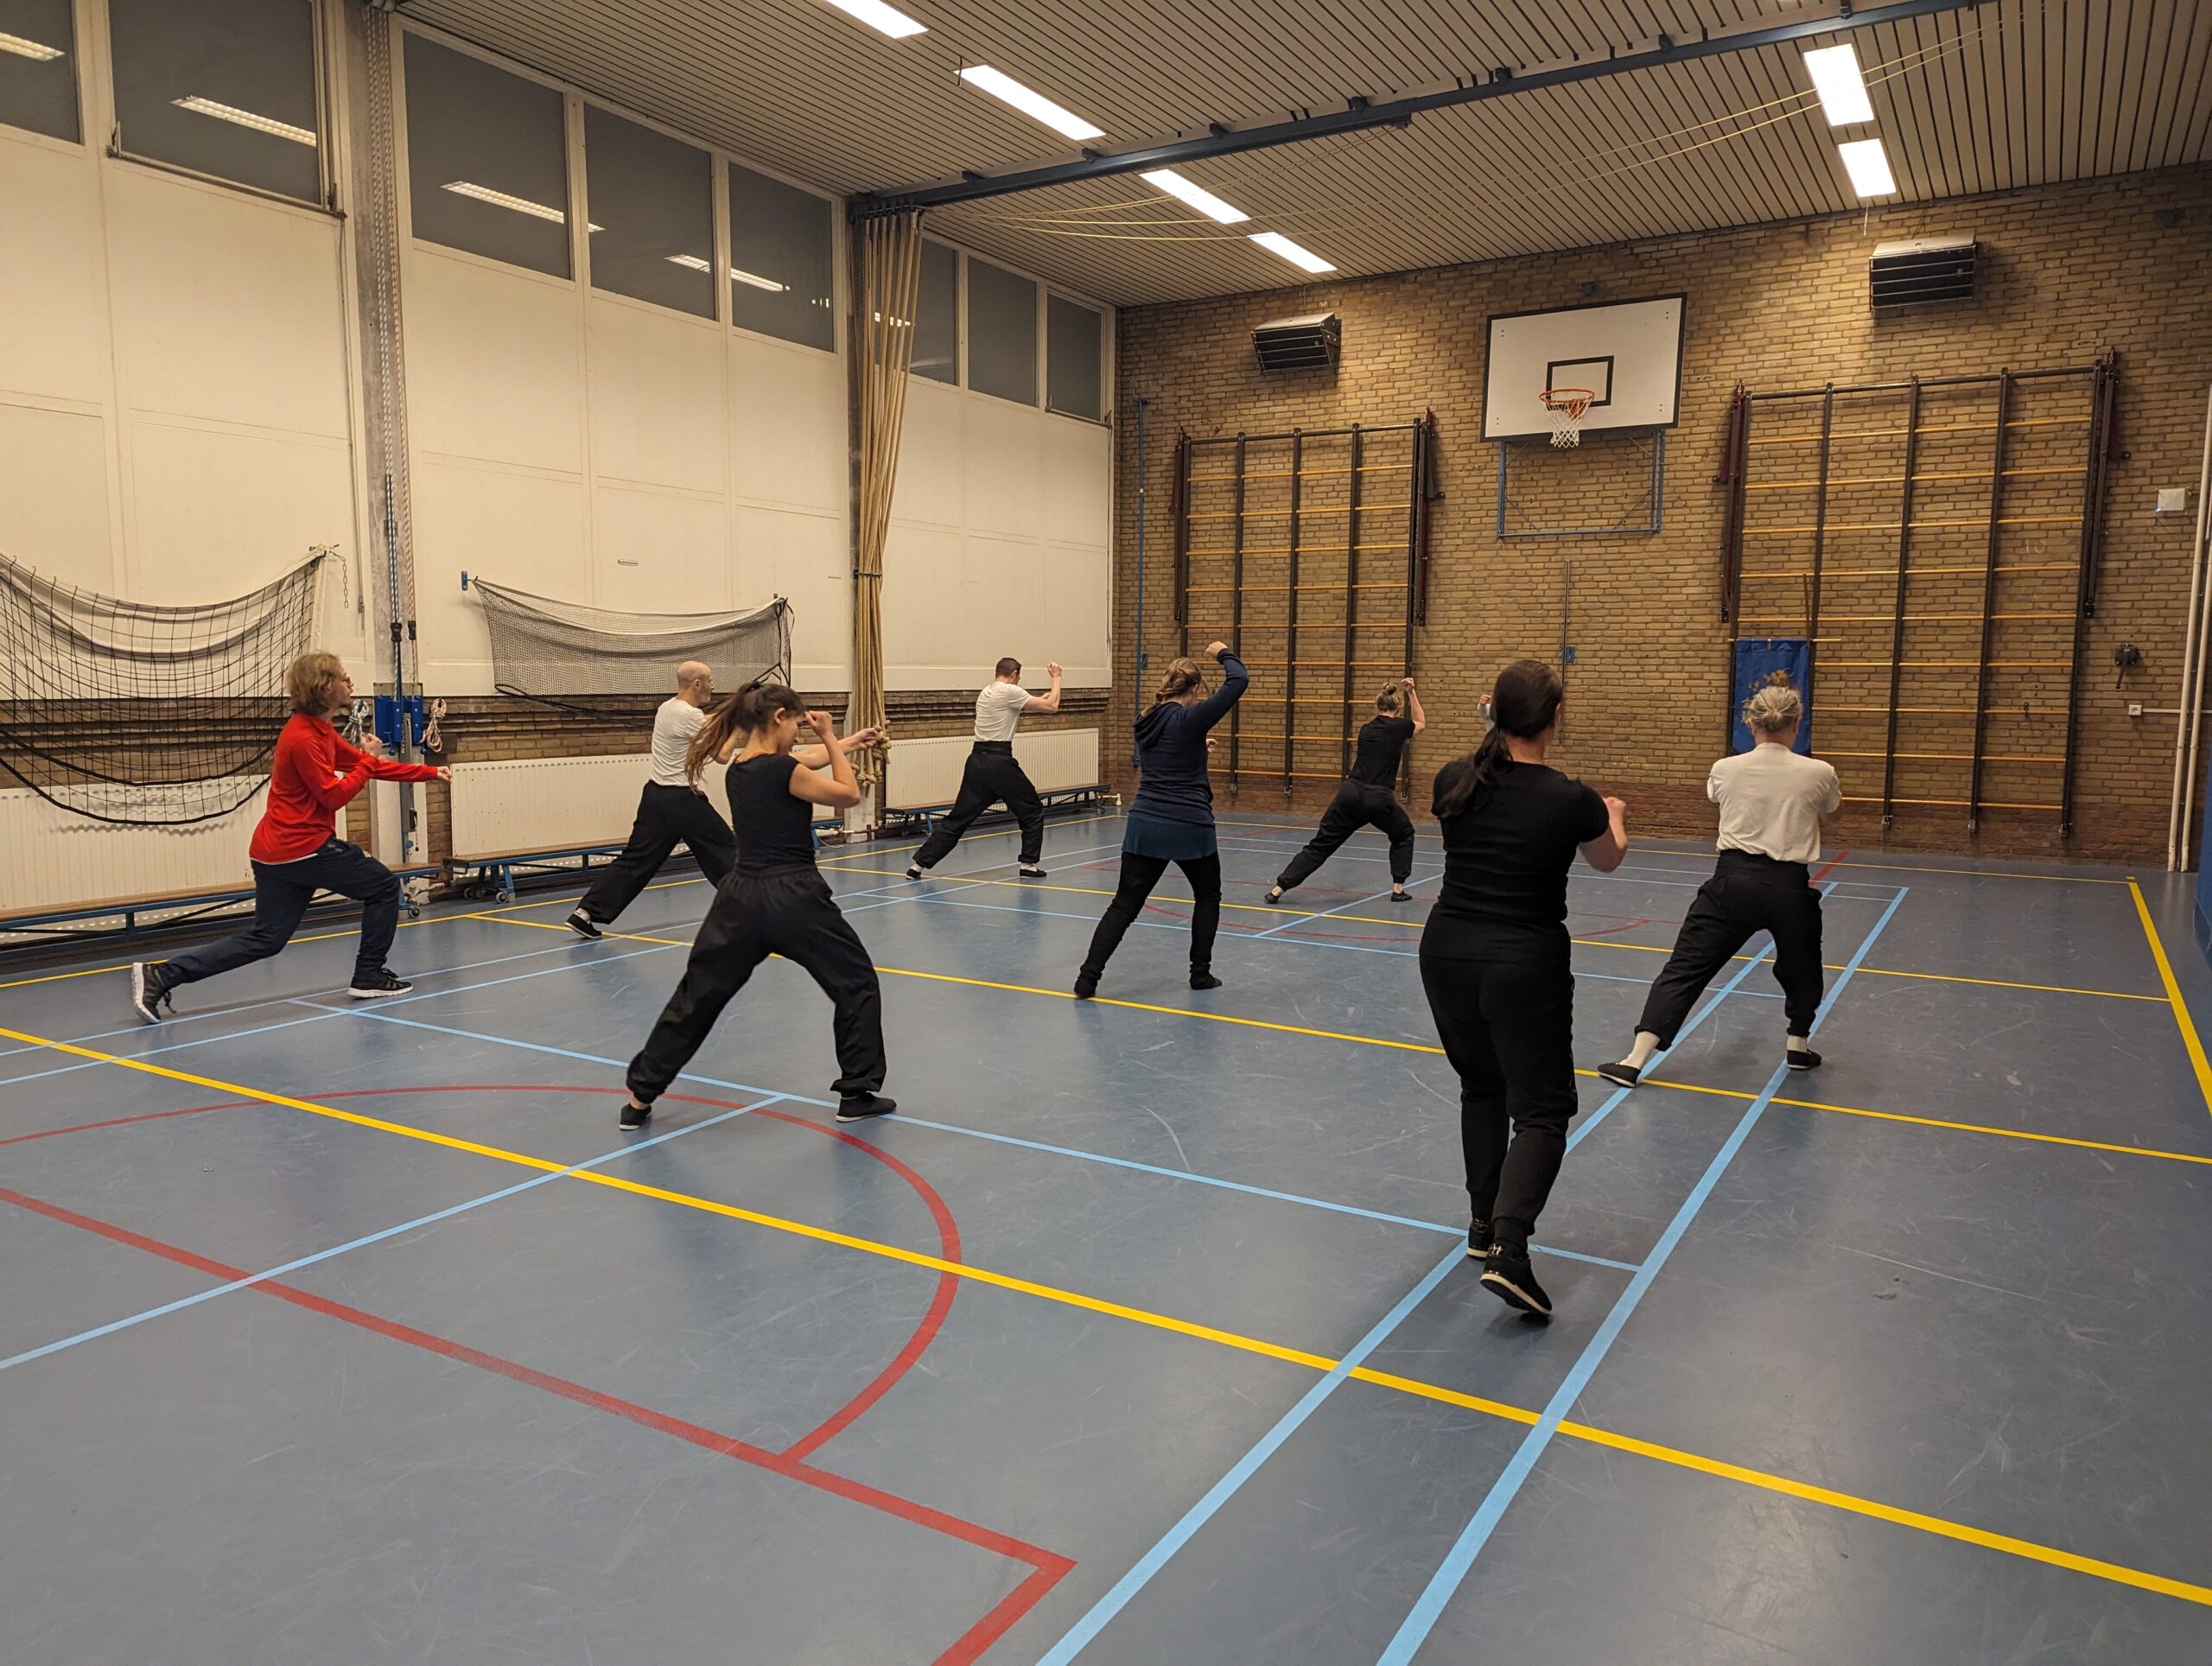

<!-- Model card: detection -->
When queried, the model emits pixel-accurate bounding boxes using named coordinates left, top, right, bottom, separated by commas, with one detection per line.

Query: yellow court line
left=2129, top=879, right=2212, bottom=1120
left=5, top=1018, right=2207, bottom=1612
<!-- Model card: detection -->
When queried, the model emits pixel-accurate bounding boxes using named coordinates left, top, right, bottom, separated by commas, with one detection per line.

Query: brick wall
left=1111, top=166, right=2212, bottom=862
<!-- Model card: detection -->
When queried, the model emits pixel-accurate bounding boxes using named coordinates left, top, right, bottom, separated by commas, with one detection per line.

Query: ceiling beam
left=857, top=0, right=1981, bottom=214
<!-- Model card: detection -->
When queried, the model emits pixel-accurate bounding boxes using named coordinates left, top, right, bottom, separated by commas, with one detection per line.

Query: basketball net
left=1541, top=388, right=1593, bottom=448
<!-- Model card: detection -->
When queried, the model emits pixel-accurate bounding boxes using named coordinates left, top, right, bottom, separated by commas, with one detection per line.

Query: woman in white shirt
left=1598, top=674, right=1841, bottom=1087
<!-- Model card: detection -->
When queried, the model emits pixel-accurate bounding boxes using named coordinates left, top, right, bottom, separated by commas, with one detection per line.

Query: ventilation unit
left=1869, top=236, right=1977, bottom=309
left=1253, top=312, right=1340, bottom=372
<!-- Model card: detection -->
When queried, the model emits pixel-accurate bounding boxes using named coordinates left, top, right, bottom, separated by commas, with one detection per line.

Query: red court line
left=0, top=1100, right=251, bottom=1146
left=1812, top=848, right=1853, bottom=886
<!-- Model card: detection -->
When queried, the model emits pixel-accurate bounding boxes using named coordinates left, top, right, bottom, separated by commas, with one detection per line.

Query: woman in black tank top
left=1266, top=677, right=1427, bottom=906
left=619, top=684, right=894, bottom=1129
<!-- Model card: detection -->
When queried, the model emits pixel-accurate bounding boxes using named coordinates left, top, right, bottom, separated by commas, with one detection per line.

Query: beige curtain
left=849, top=209, right=924, bottom=790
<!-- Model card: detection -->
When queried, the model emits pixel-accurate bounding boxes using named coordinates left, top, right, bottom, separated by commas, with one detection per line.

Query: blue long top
left=1129, top=650, right=1249, bottom=826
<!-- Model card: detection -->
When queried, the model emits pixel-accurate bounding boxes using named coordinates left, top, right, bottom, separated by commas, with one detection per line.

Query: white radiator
left=447, top=754, right=831, bottom=860
left=0, top=782, right=267, bottom=919
left=886, top=728, right=1101, bottom=811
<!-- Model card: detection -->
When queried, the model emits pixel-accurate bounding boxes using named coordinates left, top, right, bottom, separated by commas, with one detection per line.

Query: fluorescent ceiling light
left=442, top=180, right=570, bottom=224
left=0, top=30, right=64, bottom=60
left=1837, top=137, right=1897, bottom=198
left=174, top=95, right=316, bottom=146
left=666, top=254, right=712, bottom=272
left=1141, top=169, right=1248, bottom=225
left=957, top=66, right=1104, bottom=142
left=821, top=0, right=926, bottom=37
left=732, top=267, right=789, bottom=292
left=1801, top=43, right=1874, bottom=125
left=1249, top=231, right=1334, bottom=273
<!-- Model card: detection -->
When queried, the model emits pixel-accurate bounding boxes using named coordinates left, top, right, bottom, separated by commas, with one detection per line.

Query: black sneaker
left=619, top=1099, right=653, bottom=1131
left=1073, top=972, right=1099, bottom=1000
left=1786, top=1046, right=1823, bottom=1071
left=1390, top=889, right=1414, bottom=904
left=1480, top=1245, right=1553, bottom=1318
left=567, top=909, right=602, bottom=940
left=1263, top=887, right=1284, bottom=906
left=1466, top=1217, right=1494, bottom=1260
left=1018, top=863, right=1048, bottom=879
left=905, top=863, right=925, bottom=880
left=347, top=970, right=414, bottom=999
left=1190, top=971, right=1223, bottom=991
left=1596, top=1059, right=1642, bottom=1089
left=836, top=1093, right=898, bottom=1122
left=130, top=962, right=176, bottom=1023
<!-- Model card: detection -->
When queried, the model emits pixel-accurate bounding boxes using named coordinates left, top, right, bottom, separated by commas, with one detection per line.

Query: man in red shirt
left=131, top=652, right=448, bottom=1021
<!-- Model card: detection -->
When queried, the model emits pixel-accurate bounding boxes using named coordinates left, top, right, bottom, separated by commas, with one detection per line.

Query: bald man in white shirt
left=906, top=658, right=1063, bottom=881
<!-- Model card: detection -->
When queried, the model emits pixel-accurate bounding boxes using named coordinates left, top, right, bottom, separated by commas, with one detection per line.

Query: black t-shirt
left=726, top=753, right=817, bottom=868
left=1427, top=758, right=1609, bottom=956
left=1349, top=715, right=1415, bottom=787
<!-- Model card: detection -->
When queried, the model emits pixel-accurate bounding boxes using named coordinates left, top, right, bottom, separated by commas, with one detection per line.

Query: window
left=912, top=238, right=957, bottom=385
left=967, top=258, right=1038, bottom=405
left=1047, top=295, right=1103, bottom=420
left=0, top=0, right=77, bottom=143
left=108, top=0, right=320, bottom=200
left=404, top=35, right=570, bottom=278
left=584, top=105, right=713, bottom=318
left=728, top=162, right=834, bottom=350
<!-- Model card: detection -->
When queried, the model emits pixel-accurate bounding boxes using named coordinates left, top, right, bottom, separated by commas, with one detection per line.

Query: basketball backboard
left=1482, top=295, right=1686, bottom=441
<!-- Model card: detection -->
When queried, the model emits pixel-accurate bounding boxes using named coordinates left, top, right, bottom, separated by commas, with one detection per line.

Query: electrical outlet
left=2129, top=703, right=2145, bottom=718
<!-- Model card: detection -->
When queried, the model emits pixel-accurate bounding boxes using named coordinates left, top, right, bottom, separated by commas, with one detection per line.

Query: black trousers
left=1079, top=852, right=1223, bottom=979
left=1276, top=780, right=1415, bottom=891
left=579, top=782, right=738, bottom=924
left=1420, top=922, right=1580, bottom=1250
left=913, top=745, right=1045, bottom=868
left=1636, top=850, right=1825, bottom=1043
left=164, top=839, right=401, bottom=987
left=626, top=865, right=885, bottom=1103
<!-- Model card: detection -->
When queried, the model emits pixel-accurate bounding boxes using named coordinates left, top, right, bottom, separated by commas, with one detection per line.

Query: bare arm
left=792, top=727, right=880, bottom=771
left=1022, top=662, right=1065, bottom=715
left=1580, top=795, right=1630, bottom=874
left=787, top=712, right=861, bottom=809
left=1402, top=677, right=1426, bottom=734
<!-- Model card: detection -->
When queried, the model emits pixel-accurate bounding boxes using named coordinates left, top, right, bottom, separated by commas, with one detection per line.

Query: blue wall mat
left=2197, top=750, right=2212, bottom=970
left=1732, top=637, right=1812, bottom=754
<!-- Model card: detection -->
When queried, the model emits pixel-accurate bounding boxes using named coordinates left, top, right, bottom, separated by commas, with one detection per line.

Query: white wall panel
left=963, top=396, right=1044, bottom=540
left=1044, top=416, right=1111, bottom=547
left=0, top=403, right=114, bottom=591
left=1045, top=542, right=1113, bottom=684
left=415, top=460, right=592, bottom=690
left=880, top=520, right=963, bottom=690
left=0, top=137, right=107, bottom=404
left=405, top=247, right=585, bottom=473
left=734, top=503, right=847, bottom=685
left=126, top=422, right=356, bottom=607
left=588, top=295, right=726, bottom=493
left=594, top=485, right=731, bottom=614
left=963, top=531, right=1046, bottom=667
left=729, top=331, right=844, bottom=514
left=889, top=377, right=964, bottom=529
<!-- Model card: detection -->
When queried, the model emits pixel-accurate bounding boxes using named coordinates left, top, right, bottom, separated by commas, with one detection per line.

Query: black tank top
left=726, top=753, right=817, bottom=868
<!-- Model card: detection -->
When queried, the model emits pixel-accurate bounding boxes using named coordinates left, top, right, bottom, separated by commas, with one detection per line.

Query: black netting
left=0, top=550, right=330, bottom=825
left=474, top=580, right=791, bottom=709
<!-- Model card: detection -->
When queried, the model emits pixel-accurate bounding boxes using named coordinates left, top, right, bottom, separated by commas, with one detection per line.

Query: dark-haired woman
left=1266, top=677, right=1425, bottom=906
left=1075, top=641, right=1249, bottom=998
left=1421, top=658, right=1627, bottom=1319
left=619, top=685, right=894, bottom=1131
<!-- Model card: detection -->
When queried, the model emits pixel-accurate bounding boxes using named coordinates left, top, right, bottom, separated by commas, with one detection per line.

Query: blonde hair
left=286, top=651, right=348, bottom=715
left=1376, top=683, right=1405, bottom=715
left=1152, top=657, right=1206, bottom=707
left=1741, top=671, right=1803, bottom=736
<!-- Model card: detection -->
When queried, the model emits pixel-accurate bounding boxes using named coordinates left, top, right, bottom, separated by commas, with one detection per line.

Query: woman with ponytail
left=1598, top=671, right=1839, bottom=1091
left=1075, top=640, right=1249, bottom=998
left=618, top=684, right=895, bottom=1132
left=1422, top=658, right=1627, bottom=1319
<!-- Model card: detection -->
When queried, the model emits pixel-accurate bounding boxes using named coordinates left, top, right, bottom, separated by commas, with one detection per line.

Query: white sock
left=1787, top=1034, right=1811, bottom=1053
left=1624, top=1031, right=1661, bottom=1069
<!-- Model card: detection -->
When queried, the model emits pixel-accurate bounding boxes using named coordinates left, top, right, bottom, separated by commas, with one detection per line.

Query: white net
left=1546, top=391, right=1590, bottom=449
left=473, top=580, right=792, bottom=709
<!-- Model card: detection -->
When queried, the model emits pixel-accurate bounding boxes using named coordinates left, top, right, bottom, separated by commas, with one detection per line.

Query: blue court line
left=1252, top=870, right=1441, bottom=940
left=1037, top=1244, right=1470, bottom=1665
left=1375, top=883, right=1910, bottom=1664
left=1208, top=834, right=1901, bottom=893
left=0, top=1095, right=775, bottom=1374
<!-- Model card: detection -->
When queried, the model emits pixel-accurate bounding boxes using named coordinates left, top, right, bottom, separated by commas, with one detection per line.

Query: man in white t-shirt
left=906, top=658, right=1063, bottom=881
left=567, top=660, right=737, bottom=938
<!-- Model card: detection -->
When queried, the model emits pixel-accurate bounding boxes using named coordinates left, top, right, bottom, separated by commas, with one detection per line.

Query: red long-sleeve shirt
left=249, top=713, right=442, bottom=864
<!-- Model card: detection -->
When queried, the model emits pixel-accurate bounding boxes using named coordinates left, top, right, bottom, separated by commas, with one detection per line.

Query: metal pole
left=1967, top=372, right=2012, bottom=831
left=2062, top=355, right=2117, bottom=836
left=1879, top=378, right=1923, bottom=828
left=1284, top=429, right=1303, bottom=802
left=2169, top=380, right=2212, bottom=868
left=1229, top=434, right=1247, bottom=797
left=1133, top=397, right=1148, bottom=768
left=1340, top=426, right=1365, bottom=779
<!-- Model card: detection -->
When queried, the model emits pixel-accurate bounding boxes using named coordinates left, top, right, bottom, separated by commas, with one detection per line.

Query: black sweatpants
left=1419, top=922, right=1580, bottom=1250
left=1636, top=849, right=1825, bottom=1043
left=913, top=744, right=1045, bottom=868
left=626, top=865, right=885, bottom=1103
left=164, top=839, right=401, bottom=988
left=1276, top=780, right=1415, bottom=892
left=1079, top=852, right=1223, bottom=979
left=579, top=782, right=738, bottom=925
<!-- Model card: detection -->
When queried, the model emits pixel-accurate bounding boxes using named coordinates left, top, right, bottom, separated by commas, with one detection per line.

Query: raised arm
left=787, top=711, right=861, bottom=809
left=1402, top=677, right=1426, bottom=734
left=792, top=727, right=880, bottom=771
left=1185, top=643, right=1250, bottom=730
left=1023, top=662, right=1064, bottom=715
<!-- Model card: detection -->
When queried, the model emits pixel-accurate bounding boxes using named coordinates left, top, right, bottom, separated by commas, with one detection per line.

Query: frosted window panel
left=728, top=162, right=833, bottom=350
left=404, top=35, right=570, bottom=278
left=912, top=238, right=957, bottom=385
left=109, top=0, right=319, bottom=200
left=1046, top=295, right=1103, bottom=420
left=968, top=259, right=1037, bottom=406
left=585, top=105, right=712, bottom=319
left=0, top=0, right=76, bottom=142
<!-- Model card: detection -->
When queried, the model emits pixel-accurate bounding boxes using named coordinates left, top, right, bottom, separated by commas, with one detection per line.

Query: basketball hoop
left=1541, top=388, right=1594, bottom=448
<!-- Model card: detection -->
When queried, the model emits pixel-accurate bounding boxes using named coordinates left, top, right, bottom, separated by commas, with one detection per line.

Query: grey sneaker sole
left=1480, top=1267, right=1552, bottom=1317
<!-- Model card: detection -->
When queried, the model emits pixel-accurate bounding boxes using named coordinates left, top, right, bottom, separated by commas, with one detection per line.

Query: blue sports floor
left=3, top=810, right=2211, bottom=1662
